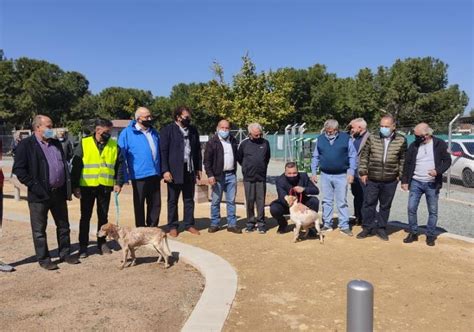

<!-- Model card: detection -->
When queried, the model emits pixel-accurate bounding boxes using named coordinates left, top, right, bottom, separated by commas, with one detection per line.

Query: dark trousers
left=243, top=181, right=266, bottom=227
left=270, top=197, right=319, bottom=227
left=167, top=168, right=195, bottom=230
left=79, top=185, right=111, bottom=248
left=28, top=190, right=71, bottom=264
left=132, top=175, right=162, bottom=227
left=362, top=179, right=398, bottom=230
left=350, top=176, right=365, bottom=222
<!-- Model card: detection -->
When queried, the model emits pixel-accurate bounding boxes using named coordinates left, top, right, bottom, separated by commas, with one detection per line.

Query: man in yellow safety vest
left=71, top=118, right=124, bottom=258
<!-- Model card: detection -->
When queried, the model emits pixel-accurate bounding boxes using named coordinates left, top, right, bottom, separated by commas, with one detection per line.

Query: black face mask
left=286, top=175, right=299, bottom=186
left=141, top=119, right=154, bottom=128
left=251, top=136, right=263, bottom=144
left=415, top=135, right=426, bottom=144
left=352, top=132, right=360, bottom=138
left=101, top=132, right=111, bottom=142
left=181, top=117, right=191, bottom=128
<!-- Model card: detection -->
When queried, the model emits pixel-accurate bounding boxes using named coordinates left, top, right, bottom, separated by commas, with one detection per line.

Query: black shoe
left=60, top=255, right=80, bottom=265
left=403, top=233, right=418, bottom=243
left=98, top=243, right=112, bottom=255
left=426, top=236, right=436, bottom=246
left=257, top=226, right=266, bottom=234
left=79, top=249, right=88, bottom=259
left=245, top=225, right=255, bottom=233
left=375, top=228, right=389, bottom=241
left=208, top=225, right=220, bottom=233
left=356, top=228, right=372, bottom=239
left=40, top=260, right=59, bottom=270
left=276, top=225, right=287, bottom=234
left=227, top=226, right=242, bottom=234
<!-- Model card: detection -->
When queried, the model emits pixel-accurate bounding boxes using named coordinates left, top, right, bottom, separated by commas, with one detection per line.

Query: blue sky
left=1, top=0, right=473, bottom=111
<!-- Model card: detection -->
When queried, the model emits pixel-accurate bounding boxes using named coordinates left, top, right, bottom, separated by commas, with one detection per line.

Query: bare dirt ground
left=2, top=179, right=474, bottom=331
left=0, top=221, right=204, bottom=331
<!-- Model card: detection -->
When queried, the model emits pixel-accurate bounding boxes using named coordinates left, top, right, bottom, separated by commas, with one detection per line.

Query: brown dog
left=98, top=223, right=172, bottom=269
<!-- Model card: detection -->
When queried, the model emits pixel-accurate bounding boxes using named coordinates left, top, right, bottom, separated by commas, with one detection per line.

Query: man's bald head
left=217, top=119, right=230, bottom=130
left=32, top=115, right=52, bottom=130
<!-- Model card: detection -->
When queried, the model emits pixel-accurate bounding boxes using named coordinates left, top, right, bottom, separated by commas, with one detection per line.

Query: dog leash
left=289, top=187, right=303, bottom=203
left=114, top=191, right=120, bottom=226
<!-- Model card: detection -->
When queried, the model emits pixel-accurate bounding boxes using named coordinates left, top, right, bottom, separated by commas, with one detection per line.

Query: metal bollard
left=347, top=280, right=374, bottom=332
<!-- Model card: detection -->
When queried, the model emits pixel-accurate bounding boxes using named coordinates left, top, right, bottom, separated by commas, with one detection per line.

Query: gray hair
left=351, top=118, right=367, bottom=129
left=248, top=123, right=262, bottom=133
left=416, top=122, right=434, bottom=136
left=32, top=115, right=50, bottom=129
left=323, top=119, right=339, bottom=130
left=135, top=107, right=150, bottom=120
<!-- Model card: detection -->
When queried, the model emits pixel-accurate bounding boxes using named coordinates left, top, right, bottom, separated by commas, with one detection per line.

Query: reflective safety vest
left=79, top=136, right=118, bottom=187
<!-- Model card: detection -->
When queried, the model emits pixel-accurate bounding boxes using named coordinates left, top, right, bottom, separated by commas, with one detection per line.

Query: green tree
left=198, top=55, right=295, bottom=131
left=95, top=87, right=154, bottom=120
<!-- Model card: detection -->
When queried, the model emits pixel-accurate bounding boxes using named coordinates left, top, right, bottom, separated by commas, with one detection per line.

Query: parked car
left=446, top=139, right=474, bottom=188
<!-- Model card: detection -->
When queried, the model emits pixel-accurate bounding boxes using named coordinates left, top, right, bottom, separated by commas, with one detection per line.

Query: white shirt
left=413, top=139, right=436, bottom=182
left=383, top=137, right=391, bottom=163
left=220, top=137, right=235, bottom=171
left=135, top=123, right=157, bottom=161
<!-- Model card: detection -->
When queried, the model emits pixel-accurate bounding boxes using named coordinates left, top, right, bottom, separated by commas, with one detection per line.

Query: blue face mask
left=218, top=130, right=229, bottom=139
left=380, top=127, right=392, bottom=138
left=43, top=129, right=55, bottom=139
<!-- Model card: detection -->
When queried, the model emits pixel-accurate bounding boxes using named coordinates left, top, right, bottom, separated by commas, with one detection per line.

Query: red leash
left=289, top=187, right=303, bottom=203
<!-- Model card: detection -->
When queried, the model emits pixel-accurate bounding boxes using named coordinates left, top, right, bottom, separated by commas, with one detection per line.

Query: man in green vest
left=71, top=118, right=124, bottom=258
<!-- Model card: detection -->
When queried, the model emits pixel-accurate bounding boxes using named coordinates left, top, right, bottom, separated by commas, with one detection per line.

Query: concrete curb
left=172, top=239, right=237, bottom=332
left=3, top=212, right=238, bottom=332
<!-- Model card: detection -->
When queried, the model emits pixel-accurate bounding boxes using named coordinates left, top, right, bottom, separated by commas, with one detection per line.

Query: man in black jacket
left=401, top=123, right=451, bottom=246
left=237, top=123, right=271, bottom=233
left=160, top=106, right=202, bottom=237
left=270, top=162, right=320, bottom=234
left=204, top=120, right=241, bottom=234
left=12, top=115, right=79, bottom=270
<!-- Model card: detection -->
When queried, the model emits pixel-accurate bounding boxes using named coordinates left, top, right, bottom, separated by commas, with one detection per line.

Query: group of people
left=300, top=115, right=451, bottom=247
left=3, top=106, right=451, bottom=271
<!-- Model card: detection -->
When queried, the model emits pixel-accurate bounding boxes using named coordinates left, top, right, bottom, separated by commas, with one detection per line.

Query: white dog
left=285, top=195, right=324, bottom=244
left=98, top=223, right=172, bottom=269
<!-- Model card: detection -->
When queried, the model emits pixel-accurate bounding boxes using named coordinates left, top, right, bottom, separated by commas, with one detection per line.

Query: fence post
left=446, top=113, right=461, bottom=199
left=347, top=280, right=374, bottom=332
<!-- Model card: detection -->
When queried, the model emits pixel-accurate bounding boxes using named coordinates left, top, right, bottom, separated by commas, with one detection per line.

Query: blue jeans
left=407, top=179, right=439, bottom=237
left=320, top=172, right=349, bottom=230
left=210, top=173, right=237, bottom=227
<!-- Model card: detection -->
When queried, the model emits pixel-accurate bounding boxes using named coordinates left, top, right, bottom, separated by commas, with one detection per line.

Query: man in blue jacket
left=160, top=106, right=202, bottom=237
left=118, top=107, right=162, bottom=227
